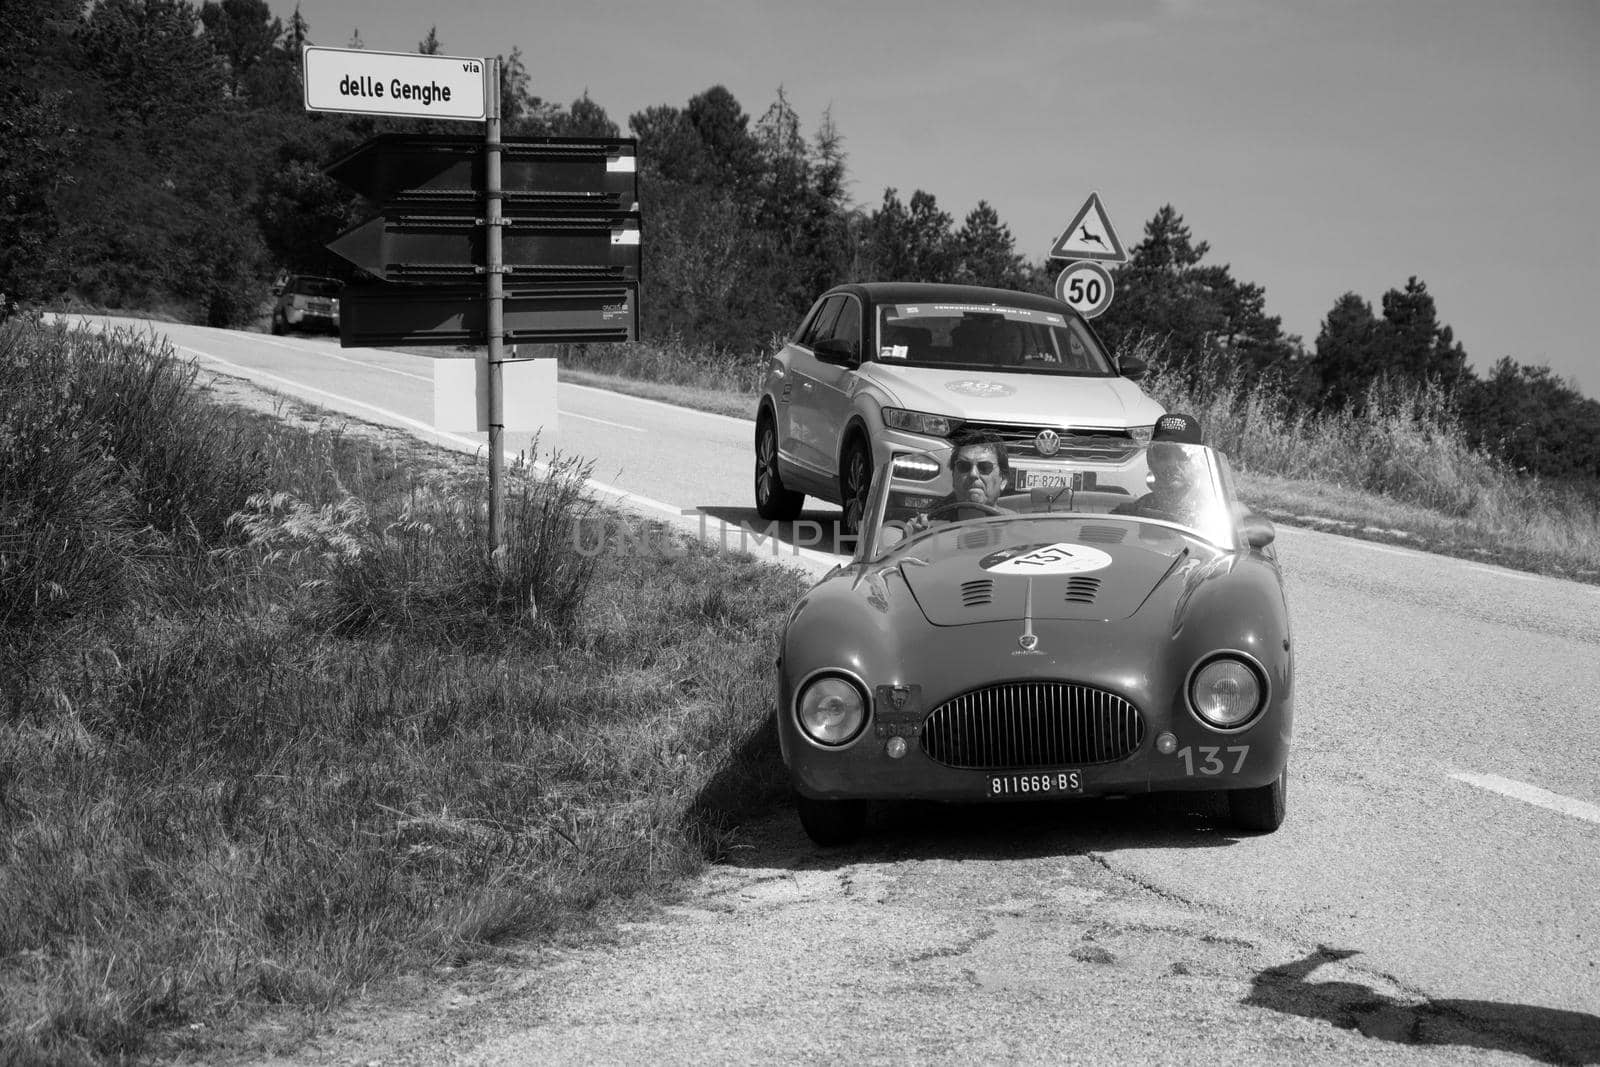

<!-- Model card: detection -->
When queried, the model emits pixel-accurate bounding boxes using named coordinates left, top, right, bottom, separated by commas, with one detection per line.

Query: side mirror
left=1241, top=514, right=1276, bottom=549
left=1116, top=355, right=1147, bottom=380
left=813, top=337, right=860, bottom=367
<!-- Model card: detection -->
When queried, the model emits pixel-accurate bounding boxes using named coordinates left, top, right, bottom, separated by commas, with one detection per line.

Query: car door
left=808, top=293, right=867, bottom=481
left=786, top=295, right=845, bottom=476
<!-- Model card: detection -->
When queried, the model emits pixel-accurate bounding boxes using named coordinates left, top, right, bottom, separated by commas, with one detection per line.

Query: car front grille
left=920, top=682, right=1144, bottom=770
left=962, top=421, right=1139, bottom=463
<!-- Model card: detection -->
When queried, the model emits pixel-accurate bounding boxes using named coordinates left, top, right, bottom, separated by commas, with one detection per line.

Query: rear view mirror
left=813, top=337, right=860, bottom=367
left=1241, top=514, right=1276, bottom=548
left=1116, top=355, right=1147, bottom=380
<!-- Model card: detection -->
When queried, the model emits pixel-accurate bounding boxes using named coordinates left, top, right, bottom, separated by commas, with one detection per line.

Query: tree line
left=2, top=0, right=1595, bottom=490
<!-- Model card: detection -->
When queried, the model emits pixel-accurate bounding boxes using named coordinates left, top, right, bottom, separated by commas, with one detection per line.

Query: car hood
left=864, top=364, right=1163, bottom=427
left=893, top=525, right=1200, bottom=625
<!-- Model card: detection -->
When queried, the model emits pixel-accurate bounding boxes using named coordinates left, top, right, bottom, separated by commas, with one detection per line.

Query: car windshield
left=875, top=303, right=1114, bottom=375
left=292, top=278, right=341, bottom=297
left=858, top=442, right=1244, bottom=561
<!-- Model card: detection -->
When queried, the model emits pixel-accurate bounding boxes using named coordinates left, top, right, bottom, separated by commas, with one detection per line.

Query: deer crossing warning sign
left=1050, top=192, right=1127, bottom=264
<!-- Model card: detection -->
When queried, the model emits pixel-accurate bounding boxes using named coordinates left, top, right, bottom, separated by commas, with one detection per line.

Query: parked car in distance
left=271, top=275, right=342, bottom=336
left=754, top=282, right=1166, bottom=534
left=776, top=440, right=1292, bottom=846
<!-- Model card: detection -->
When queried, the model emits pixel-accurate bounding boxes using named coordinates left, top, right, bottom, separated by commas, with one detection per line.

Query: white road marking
left=173, top=343, right=837, bottom=573
left=1449, top=771, right=1600, bottom=827
left=562, top=411, right=644, bottom=432
left=562, top=380, right=755, bottom=428
left=1342, top=541, right=1420, bottom=558
left=1463, top=564, right=1542, bottom=582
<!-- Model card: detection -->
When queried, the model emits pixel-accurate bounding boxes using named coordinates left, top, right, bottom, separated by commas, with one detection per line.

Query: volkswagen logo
left=1018, top=633, right=1039, bottom=652
left=1034, top=429, right=1061, bottom=457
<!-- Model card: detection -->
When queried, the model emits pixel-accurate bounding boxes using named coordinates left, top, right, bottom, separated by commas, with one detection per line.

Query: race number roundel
left=1054, top=261, right=1115, bottom=319
left=979, top=542, right=1113, bottom=575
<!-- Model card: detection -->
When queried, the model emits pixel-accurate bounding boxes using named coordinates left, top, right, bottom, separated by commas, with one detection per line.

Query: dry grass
left=1128, top=340, right=1600, bottom=581
left=0, top=317, right=802, bottom=1063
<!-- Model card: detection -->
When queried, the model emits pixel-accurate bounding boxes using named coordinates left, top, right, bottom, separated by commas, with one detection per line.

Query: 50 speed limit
left=1054, top=261, right=1115, bottom=319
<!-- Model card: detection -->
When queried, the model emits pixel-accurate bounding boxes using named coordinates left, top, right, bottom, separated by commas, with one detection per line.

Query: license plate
left=1014, top=469, right=1071, bottom=490
left=987, top=770, right=1083, bottom=797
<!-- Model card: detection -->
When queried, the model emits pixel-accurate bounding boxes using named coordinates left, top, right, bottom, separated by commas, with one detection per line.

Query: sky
left=299, top=0, right=1600, bottom=398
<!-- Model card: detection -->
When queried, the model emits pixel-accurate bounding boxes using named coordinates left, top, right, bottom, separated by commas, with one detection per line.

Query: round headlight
left=797, top=675, right=867, bottom=746
left=1189, top=657, right=1264, bottom=729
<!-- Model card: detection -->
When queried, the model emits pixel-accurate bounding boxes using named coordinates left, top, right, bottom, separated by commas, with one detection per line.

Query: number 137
left=1176, top=745, right=1248, bottom=775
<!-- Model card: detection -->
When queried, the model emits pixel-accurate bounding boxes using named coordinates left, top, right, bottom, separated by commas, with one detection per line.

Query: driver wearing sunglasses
left=907, top=431, right=1014, bottom=530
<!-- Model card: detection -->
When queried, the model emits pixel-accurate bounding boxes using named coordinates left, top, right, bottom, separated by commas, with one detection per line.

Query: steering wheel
left=922, top=500, right=1005, bottom=522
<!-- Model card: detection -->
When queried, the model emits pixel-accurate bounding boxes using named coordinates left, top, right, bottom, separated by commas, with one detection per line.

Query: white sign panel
left=303, top=46, right=487, bottom=121
left=435, top=356, right=559, bottom=433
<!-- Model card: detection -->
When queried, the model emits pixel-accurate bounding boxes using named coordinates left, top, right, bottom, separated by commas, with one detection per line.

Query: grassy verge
left=1, top=317, right=803, bottom=1063
left=1130, top=345, right=1600, bottom=582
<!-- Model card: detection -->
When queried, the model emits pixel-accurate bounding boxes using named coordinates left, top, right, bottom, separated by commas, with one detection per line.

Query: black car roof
left=821, top=281, right=1077, bottom=316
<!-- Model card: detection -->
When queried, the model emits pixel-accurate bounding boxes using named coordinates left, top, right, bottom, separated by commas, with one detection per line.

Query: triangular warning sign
left=1049, top=192, right=1127, bottom=263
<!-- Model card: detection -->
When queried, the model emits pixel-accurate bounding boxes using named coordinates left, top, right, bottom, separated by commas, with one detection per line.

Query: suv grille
left=962, top=421, right=1139, bottom=463
left=920, top=682, right=1144, bottom=770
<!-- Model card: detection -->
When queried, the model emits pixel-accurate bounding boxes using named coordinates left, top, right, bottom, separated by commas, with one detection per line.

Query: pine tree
left=1311, top=292, right=1383, bottom=409
left=417, top=26, right=441, bottom=55
left=866, top=188, right=955, bottom=282
left=1096, top=205, right=1299, bottom=385
left=954, top=201, right=1025, bottom=289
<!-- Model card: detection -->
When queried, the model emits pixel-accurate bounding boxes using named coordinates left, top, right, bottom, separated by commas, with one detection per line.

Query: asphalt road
left=57, top=316, right=1600, bottom=1064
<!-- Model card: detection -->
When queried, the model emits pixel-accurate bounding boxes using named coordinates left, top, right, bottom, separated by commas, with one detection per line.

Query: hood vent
left=1064, top=577, right=1101, bottom=604
left=957, top=527, right=1000, bottom=551
left=1078, top=524, right=1127, bottom=545
left=960, top=579, right=994, bottom=607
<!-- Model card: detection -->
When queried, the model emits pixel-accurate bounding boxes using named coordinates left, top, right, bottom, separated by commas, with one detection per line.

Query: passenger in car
left=881, top=324, right=932, bottom=361
left=1113, top=413, right=1207, bottom=525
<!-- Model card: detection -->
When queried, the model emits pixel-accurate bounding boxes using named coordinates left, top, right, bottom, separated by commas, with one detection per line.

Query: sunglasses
left=954, top=459, right=998, bottom=475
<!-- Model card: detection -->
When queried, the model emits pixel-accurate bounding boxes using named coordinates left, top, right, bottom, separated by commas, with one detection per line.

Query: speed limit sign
left=1054, top=261, right=1115, bottom=319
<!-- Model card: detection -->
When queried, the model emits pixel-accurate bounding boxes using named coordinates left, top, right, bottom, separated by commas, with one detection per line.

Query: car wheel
left=270, top=312, right=286, bottom=336
left=797, top=796, right=866, bottom=847
left=755, top=414, right=804, bottom=521
left=838, top=436, right=873, bottom=537
left=1227, top=767, right=1287, bottom=833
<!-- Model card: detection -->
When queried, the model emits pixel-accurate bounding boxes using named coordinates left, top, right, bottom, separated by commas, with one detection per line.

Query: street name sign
left=303, top=46, right=487, bottom=121
left=1049, top=192, right=1127, bottom=264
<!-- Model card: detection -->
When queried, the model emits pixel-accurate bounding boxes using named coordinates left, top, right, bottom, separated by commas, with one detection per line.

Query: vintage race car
left=775, top=440, right=1293, bottom=845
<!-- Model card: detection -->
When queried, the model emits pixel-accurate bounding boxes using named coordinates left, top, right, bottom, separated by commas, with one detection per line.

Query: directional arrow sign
left=339, top=282, right=638, bottom=347
left=1049, top=192, right=1127, bottom=263
left=328, top=212, right=641, bottom=283
left=322, top=134, right=637, bottom=212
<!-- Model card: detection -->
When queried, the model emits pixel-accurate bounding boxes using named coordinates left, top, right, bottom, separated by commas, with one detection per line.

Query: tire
left=838, top=436, right=873, bottom=537
left=797, top=795, right=866, bottom=847
left=1228, top=767, right=1287, bottom=833
left=755, top=414, right=804, bottom=521
left=270, top=312, right=286, bottom=336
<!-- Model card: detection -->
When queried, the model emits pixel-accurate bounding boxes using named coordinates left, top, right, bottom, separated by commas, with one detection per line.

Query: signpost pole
left=484, top=57, right=505, bottom=561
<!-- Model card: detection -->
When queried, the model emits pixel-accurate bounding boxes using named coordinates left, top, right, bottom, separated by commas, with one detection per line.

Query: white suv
left=755, top=282, right=1165, bottom=532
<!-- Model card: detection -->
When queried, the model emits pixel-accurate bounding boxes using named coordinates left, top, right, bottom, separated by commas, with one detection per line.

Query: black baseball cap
left=1151, top=412, right=1202, bottom=445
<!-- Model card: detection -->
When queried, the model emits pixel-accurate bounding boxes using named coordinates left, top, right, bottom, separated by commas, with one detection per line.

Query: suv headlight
left=1188, top=656, right=1266, bottom=729
left=796, top=674, right=868, bottom=746
left=882, top=407, right=963, bottom=437
left=1129, top=424, right=1155, bottom=446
